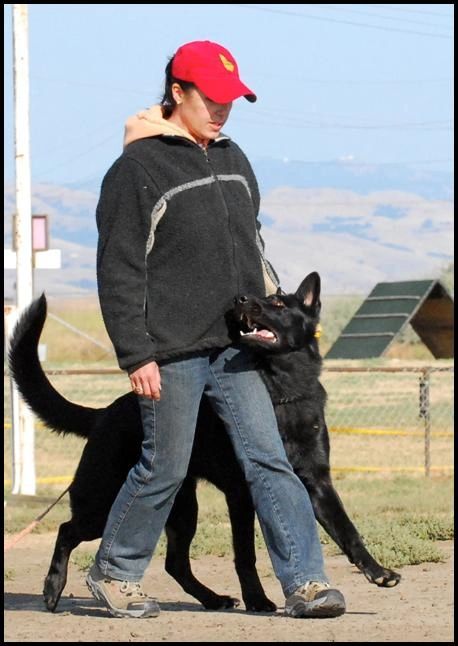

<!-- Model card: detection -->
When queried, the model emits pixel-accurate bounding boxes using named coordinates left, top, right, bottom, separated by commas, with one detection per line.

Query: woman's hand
left=129, top=361, right=162, bottom=400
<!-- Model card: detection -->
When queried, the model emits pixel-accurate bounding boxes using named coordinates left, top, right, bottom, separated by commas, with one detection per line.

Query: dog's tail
left=7, top=294, right=98, bottom=439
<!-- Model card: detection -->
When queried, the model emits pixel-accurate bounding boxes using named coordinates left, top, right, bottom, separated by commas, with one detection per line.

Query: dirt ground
left=4, top=534, right=454, bottom=643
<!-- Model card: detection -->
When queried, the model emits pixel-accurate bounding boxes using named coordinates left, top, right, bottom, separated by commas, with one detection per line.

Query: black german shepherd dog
left=8, top=272, right=400, bottom=614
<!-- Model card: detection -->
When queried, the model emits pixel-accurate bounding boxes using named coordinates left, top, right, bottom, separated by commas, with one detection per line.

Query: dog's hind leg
left=164, top=477, right=240, bottom=610
left=224, top=486, right=277, bottom=612
left=43, top=520, right=83, bottom=612
left=305, top=471, right=401, bottom=588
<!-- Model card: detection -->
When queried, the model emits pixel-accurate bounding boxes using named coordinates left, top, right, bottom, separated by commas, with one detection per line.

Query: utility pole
left=10, top=3, right=36, bottom=494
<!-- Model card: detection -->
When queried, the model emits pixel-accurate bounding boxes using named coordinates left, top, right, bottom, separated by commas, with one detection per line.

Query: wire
left=31, top=74, right=151, bottom=96
left=255, top=74, right=453, bottom=85
left=247, top=105, right=452, bottom=124
left=234, top=112, right=453, bottom=131
left=308, top=3, right=453, bottom=29
left=256, top=159, right=454, bottom=167
left=364, top=4, right=454, bottom=19
left=235, top=4, right=453, bottom=39
left=33, top=132, right=120, bottom=179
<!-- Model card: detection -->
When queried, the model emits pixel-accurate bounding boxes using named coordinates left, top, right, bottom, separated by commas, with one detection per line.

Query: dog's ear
left=295, top=272, right=321, bottom=309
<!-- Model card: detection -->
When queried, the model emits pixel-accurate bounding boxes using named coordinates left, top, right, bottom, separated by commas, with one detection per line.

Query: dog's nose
left=234, top=295, right=248, bottom=304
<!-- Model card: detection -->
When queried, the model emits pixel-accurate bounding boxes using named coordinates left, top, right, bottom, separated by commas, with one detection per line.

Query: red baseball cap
left=172, top=40, right=257, bottom=104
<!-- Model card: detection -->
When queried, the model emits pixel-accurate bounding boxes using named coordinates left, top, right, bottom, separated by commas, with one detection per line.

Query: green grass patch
left=70, top=551, right=96, bottom=572
left=4, top=488, right=73, bottom=534
left=318, top=475, right=453, bottom=568
left=4, top=569, right=15, bottom=581
left=5, top=477, right=451, bottom=572
left=320, top=516, right=453, bottom=568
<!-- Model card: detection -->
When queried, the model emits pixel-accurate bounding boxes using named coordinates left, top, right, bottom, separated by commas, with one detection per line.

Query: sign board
left=4, top=248, right=61, bottom=269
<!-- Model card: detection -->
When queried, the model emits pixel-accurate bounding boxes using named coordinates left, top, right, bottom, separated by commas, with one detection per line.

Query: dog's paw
left=202, top=594, right=240, bottom=610
left=43, top=588, right=60, bottom=612
left=365, top=567, right=401, bottom=587
left=43, top=575, right=65, bottom=612
left=244, top=597, right=277, bottom=613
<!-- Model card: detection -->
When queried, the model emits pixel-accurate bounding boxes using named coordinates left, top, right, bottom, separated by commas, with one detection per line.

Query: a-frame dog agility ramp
left=325, top=279, right=454, bottom=360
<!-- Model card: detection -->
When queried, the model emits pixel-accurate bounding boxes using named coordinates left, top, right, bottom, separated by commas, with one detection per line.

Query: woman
left=86, top=40, right=345, bottom=620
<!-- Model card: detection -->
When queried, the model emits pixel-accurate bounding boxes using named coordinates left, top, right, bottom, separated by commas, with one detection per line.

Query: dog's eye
left=270, top=298, right=285, bottom=308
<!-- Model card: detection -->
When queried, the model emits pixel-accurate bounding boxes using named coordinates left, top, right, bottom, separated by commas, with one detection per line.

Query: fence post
left=419, top=368, right=431, bottom=477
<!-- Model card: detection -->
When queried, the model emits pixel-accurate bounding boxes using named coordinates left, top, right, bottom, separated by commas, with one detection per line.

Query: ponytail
left=160, top=56, right=195, bottom=118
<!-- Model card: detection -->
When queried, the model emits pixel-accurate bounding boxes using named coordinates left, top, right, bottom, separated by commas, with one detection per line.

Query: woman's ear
left=171, top=83, right=184, bottom=105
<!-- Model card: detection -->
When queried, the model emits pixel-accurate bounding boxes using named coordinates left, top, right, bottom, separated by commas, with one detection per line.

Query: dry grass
left=3, top=297, right=453, bottom=569
left=4, top=353, right=453, bottom=483
left=10, top=294, right=446, bottom=363
left=36, top=295, right=113, bottom=363
left=3, top=365, right=454, bottom=483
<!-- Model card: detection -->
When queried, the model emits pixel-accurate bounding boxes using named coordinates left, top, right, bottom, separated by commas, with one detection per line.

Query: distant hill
left=254, top=158, right=453, bottom=201
left=4, top=158, right=453, bottom=299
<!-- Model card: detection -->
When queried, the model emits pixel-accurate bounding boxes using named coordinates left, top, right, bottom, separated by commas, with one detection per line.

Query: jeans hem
left=95, top=558, right=143, bottom=583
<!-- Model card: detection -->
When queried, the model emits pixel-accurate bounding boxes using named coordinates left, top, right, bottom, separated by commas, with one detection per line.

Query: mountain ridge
left=4, top=158, right=453, bottom=299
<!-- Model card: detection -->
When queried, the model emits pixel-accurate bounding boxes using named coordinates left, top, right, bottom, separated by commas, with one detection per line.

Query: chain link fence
left=3, top=362, right=454, bottom=483
left=321, top=365, right=453, bottom=477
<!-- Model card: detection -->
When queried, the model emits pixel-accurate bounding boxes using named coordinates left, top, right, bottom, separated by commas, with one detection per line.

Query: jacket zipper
left=200, top=143, right=241, bottom=297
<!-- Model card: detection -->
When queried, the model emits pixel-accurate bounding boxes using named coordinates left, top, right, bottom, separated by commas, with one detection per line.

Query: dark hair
left=161, top=56, right=195, bottom=118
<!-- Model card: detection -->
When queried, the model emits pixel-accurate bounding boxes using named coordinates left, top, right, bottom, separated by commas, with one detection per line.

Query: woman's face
left=169, top=84, right=233, bottom=146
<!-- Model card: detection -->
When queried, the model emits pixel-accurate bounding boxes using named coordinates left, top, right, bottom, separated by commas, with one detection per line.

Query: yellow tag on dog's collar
left=314, top=324, right=322, bottom=339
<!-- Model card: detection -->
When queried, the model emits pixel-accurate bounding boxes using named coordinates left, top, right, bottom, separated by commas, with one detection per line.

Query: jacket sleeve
left=96, top=156, right=158, bottom=371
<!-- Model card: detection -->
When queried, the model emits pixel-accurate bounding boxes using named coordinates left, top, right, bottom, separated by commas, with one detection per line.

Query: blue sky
left=3, top=4, right=454, bottom=187
left=3, top=4, right=454, bottom=298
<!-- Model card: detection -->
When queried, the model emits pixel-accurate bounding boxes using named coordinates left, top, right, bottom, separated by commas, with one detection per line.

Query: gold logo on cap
left=219, top=54, right=235, bottom=72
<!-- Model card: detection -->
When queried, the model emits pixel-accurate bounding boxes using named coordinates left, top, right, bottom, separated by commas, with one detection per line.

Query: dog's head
left=233, top=272, right=322, bottom=353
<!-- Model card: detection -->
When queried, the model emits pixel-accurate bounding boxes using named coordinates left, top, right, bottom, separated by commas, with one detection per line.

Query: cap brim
left=194, top=74, right=257, bottom=103
left=244, top=92, right=257, bottom=103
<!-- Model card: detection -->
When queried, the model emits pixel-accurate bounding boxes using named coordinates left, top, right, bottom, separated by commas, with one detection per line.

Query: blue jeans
left=96, top=345, right=328, bottom=597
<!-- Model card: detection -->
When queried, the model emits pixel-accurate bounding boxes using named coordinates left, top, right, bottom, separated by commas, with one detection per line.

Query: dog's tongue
left=255, top=328, right=275, bottom=339
left=240, top=326, right=276, bottom=341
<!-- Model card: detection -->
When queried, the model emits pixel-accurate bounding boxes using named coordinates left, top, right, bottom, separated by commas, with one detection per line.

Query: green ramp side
left=325, top=279, right=454, bottom=359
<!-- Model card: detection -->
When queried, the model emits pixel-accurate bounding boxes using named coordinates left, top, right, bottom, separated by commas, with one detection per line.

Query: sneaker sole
left=86, top=574, right=160, bottom=619
left=285, top=589, right=346, bottom=619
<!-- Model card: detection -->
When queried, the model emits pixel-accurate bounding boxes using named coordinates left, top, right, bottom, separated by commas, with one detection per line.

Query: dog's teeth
left=240, top=329, right=257, bottom=337
left=240, top=327, right=277, bottom=342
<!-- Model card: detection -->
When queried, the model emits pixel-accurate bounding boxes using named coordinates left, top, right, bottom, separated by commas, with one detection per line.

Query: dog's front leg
left=43, top=520, right=82, bottom=611
left=165, top=477, right=240, bottom=610
left=225, top=486, right=277, bottom=612
left=304, top=472, right=401, bottom=588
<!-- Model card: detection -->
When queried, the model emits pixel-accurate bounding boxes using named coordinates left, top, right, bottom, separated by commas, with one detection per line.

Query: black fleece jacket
left=96, top=134, right=279, bottom=372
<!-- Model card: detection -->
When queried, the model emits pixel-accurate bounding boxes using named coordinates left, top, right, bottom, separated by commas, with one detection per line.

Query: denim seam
left=208, top=364, right=304, bottom=592
left=99, top=402, right=157, bottom=575
left=144, top=399, right=158, bottom=479
left=98, top=482, right=147, bottom=576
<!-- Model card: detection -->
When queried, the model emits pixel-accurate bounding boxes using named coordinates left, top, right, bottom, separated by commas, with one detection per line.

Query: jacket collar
left=124, top=105, right=229, bottom=149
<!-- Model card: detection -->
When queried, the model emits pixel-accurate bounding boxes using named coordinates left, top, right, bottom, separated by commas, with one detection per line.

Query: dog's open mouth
left=239, top=315, right=278, bottom=343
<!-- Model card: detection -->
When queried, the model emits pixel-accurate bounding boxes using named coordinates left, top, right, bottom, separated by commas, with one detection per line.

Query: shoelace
left=298, top=581, right=330, bottom=596
left=120, top=581, right=147, bottom=597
